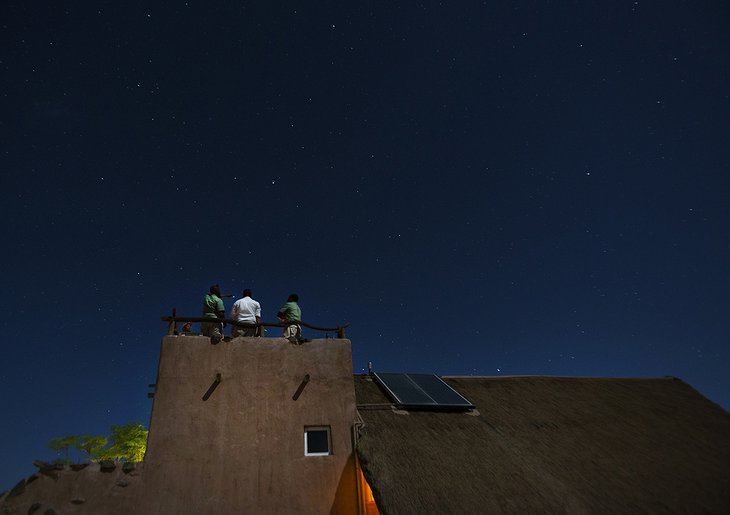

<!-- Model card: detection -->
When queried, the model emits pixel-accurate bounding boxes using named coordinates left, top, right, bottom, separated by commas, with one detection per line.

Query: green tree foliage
left=101, top=423, right=148, bottom=462
left=76, top=435, right=108, bottom=462
left=48, top=435, right=78, bottom=464
left=48, top=423, right=147, bottom=464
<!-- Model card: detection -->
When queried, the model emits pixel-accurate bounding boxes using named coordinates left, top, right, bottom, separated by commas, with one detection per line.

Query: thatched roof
left=354, top=375, right=730, bottom=515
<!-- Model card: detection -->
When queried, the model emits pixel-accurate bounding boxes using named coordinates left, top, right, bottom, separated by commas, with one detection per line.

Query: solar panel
left=373, top=372, right=474, bottom=410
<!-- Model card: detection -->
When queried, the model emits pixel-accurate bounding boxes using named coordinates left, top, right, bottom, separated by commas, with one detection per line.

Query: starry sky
left=2, top=1, right=729, bottom=490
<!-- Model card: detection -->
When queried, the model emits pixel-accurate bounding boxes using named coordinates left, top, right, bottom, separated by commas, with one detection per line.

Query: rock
left=33, top=458, right=62, bottom=478
left=71, top=497, right=86, bottom=504
left=43, top=509, right=57, bottom=515
left=70, top=463, right=89, bottom=471
left=116, top=479, right=129, bottom=488
left=27, top=502, right=42, bottom=514
left=122, top=462, right=136, bottom=473
left=100, top=460, right=116, bottom=472
left=32, top=460, right=52, bottom=471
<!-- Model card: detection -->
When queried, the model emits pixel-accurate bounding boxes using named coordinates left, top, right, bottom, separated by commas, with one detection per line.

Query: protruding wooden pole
left=292, top=374, right=311, bottom=401
left=168, top=308, right=177, bottom=335
left=202, top=373, right=222, bottom=401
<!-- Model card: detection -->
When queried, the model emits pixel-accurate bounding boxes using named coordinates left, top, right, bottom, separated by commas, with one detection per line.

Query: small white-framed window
left=304, top=426, right=331, bottom=456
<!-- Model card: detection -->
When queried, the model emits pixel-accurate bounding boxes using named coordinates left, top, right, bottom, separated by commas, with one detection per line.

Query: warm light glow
left=356, top=464, right=379, bottom=515
left=364, top=478, right=375, bottom=503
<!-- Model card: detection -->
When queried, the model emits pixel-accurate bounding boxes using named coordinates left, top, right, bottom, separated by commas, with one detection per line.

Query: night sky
left=2, top=1, right=729, bottom=490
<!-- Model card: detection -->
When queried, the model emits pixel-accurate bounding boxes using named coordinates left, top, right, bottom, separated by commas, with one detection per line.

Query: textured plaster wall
left=0, top=462, right=141, bottom=515
left=137, top=336, right=358, bottom=514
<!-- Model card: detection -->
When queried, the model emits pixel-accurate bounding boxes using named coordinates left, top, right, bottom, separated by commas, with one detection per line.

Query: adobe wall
left=136, top=335, right=358, bottom=514
left=0, top=462, right=142, bottom=515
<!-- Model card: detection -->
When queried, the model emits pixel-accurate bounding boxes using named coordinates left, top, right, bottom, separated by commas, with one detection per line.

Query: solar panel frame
left=373, top=372, right=475, bottom=410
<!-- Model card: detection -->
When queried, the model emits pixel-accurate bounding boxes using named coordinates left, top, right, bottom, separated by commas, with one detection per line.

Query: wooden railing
left=160, top=309, right=349, bottom=338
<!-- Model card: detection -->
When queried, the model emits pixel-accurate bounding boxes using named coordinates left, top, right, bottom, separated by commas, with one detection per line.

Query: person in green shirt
left=277, top=293, right=301, bottom=343
left=202, top=284, right=226, bottom=342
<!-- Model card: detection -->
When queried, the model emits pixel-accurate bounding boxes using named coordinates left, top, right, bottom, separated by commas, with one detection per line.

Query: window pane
left=306, top=430, right=329, bottom=454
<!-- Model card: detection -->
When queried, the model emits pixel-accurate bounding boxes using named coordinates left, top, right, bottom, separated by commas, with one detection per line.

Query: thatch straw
left=355, top=375, right=730, bottom=515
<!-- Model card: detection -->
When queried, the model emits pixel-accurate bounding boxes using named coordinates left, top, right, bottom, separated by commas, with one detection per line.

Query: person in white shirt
left=230, top=289, right=262, bottom=337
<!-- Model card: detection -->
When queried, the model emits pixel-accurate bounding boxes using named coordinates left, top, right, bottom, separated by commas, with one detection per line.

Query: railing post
left=167, top=308, right=177, bottom=335
left=162, top=315, right=346, bottom=339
